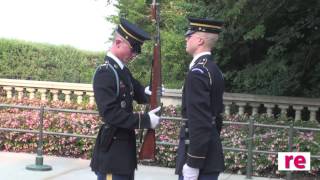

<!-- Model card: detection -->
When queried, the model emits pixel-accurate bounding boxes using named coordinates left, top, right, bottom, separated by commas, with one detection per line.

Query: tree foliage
left=112, top=0, right=320, bottom=97
left=1, top=0, right=319, bottom=97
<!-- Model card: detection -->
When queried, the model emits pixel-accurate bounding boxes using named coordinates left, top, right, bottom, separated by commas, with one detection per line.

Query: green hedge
left=0, top=38, right=187, bottom=88
left=0, top=38, right=104, bottom=83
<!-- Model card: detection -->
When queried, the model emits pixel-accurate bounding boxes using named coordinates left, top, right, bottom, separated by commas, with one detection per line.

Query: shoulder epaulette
left=191, top=68, right=204, bottom=74
left=93, top=62, right=120, bottom=97
left=192, top=58, right=213, bottom=86
left=96, top=64, right=107, bottom=71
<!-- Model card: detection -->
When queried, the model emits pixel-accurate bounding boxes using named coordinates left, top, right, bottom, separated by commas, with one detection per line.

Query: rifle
left=139, top=0, right=162, bottom=161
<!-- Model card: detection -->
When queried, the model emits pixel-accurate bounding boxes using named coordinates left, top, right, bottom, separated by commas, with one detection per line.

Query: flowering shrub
left=153, top=105, right=181, bottom=167
left=0, top=98, right=319, bottom=178
left=134, top=104, right=181, bottom=167
left=0, top=97, right=99, bottom=159
left=221, top=114, right=320, bottom=178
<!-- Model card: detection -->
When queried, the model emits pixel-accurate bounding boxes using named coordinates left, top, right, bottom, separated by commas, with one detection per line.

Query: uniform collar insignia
left=189, top=52, right=211, bottom=69
left=197, top=58, right=207, bottom=65
left=107, top=52, right=124, bottom=69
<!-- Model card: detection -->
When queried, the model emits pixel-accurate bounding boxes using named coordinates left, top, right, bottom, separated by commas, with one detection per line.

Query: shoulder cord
left=200, top=59, right=213, bottom=86
left=105, top=63, right=120, bottom=97
left=93, top=63, right=120, bottom=97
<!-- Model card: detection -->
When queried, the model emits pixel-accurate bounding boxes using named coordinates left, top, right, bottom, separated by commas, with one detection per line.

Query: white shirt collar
left=107, top=52, right=125, bottom=70
left=189, top=52, right=211, bottom=69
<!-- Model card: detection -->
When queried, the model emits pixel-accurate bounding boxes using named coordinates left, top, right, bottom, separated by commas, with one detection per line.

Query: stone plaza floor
left=0, top=152, right=284, bottom=180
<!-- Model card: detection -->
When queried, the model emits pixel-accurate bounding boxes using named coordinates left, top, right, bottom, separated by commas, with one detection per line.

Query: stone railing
left=162, top=89, right=320, bottom=122
left=0, top=78, right=319, bottom=122
left=0, top=79, right=94, bottom=105
left=223, top=92, right=320, bottom=122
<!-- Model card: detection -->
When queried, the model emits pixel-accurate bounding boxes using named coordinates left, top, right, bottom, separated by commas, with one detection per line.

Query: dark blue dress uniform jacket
left=175, top=54, right=225, bottom=175
left=90, top=56, right=151, bottom=175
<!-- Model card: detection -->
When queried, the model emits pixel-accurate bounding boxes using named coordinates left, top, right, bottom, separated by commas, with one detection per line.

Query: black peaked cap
left=185, top=17, right=224, bottom=36
left=116, top=18, right=151, bottom=53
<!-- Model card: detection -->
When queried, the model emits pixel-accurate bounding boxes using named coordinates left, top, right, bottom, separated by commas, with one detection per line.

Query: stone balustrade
left=0, top=78, right=94, bottom=105
left=164, top=90, right=320, bottom=122
left=223, top=92, right=320, bottom=122
left=0, top=78, right=319, bottom=122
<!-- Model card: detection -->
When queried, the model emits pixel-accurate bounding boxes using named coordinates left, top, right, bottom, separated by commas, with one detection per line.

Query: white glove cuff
left=145, top=86, right=152, bottom=95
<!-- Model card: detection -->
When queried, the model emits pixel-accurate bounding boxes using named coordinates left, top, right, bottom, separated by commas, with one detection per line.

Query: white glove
left=144, top=85, right=165, bottom=96
left=182, top=164, right=199, bottom=180
left=148, top=106, right=161, bottom=129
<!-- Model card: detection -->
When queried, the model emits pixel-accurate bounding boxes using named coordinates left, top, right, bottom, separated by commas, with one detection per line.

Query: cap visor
left=185, top=30, right=195, bottom=37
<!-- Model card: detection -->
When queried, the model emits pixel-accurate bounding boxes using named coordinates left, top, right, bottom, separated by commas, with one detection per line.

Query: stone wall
left=1, top=78, right=319, bottom=122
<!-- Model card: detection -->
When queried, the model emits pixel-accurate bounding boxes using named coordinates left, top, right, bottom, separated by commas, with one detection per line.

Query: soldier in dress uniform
left=90, top=18, right=161, bottom=180
left=175, top=17, right=225, bottom=180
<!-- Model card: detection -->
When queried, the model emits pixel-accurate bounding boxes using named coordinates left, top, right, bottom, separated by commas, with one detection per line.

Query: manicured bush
left=0, top=39, right=104, bottom=83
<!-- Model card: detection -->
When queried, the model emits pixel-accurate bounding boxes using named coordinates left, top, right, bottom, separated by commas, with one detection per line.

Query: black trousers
left=95, top=172, right=134, bottom=180
left=178, top=173, right=219, bottom=180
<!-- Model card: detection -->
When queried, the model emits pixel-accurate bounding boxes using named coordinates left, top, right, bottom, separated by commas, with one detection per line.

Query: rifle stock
left=139, top=0, right=161, bottom=161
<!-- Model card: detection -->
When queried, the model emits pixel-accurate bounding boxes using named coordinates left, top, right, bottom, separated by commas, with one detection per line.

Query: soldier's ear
left=198, top=37, right=205, bottom=46
left=115, top=39, right=122, bottom=47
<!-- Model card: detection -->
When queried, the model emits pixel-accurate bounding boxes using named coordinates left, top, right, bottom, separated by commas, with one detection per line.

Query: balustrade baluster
left=3, top=86, right=13, bottom=99
left=38, top=89, right=47, bottom=101
left=74, top=91, right=83, bottom=104
left=278, top=104, right=289, bottom=117
left=250, top=103, right=260, bottom=116
left=15, top=87, right=24, bottom=100
left=308, top=106, right=318, bottom=122
left=26, top=88, right=36, bottom=100
left=50, top=90, right=59, bottom=101
left=293, top=105, right=304, bottom=121
left=264, top=103, right=274, bottom=117
left=62, top=90, right=71, bottom=103
left=224, top=101, right=232, bottom=116
left=236, top=102, right=246, bottom=115
left=87, top=92, right=95, bottom=105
